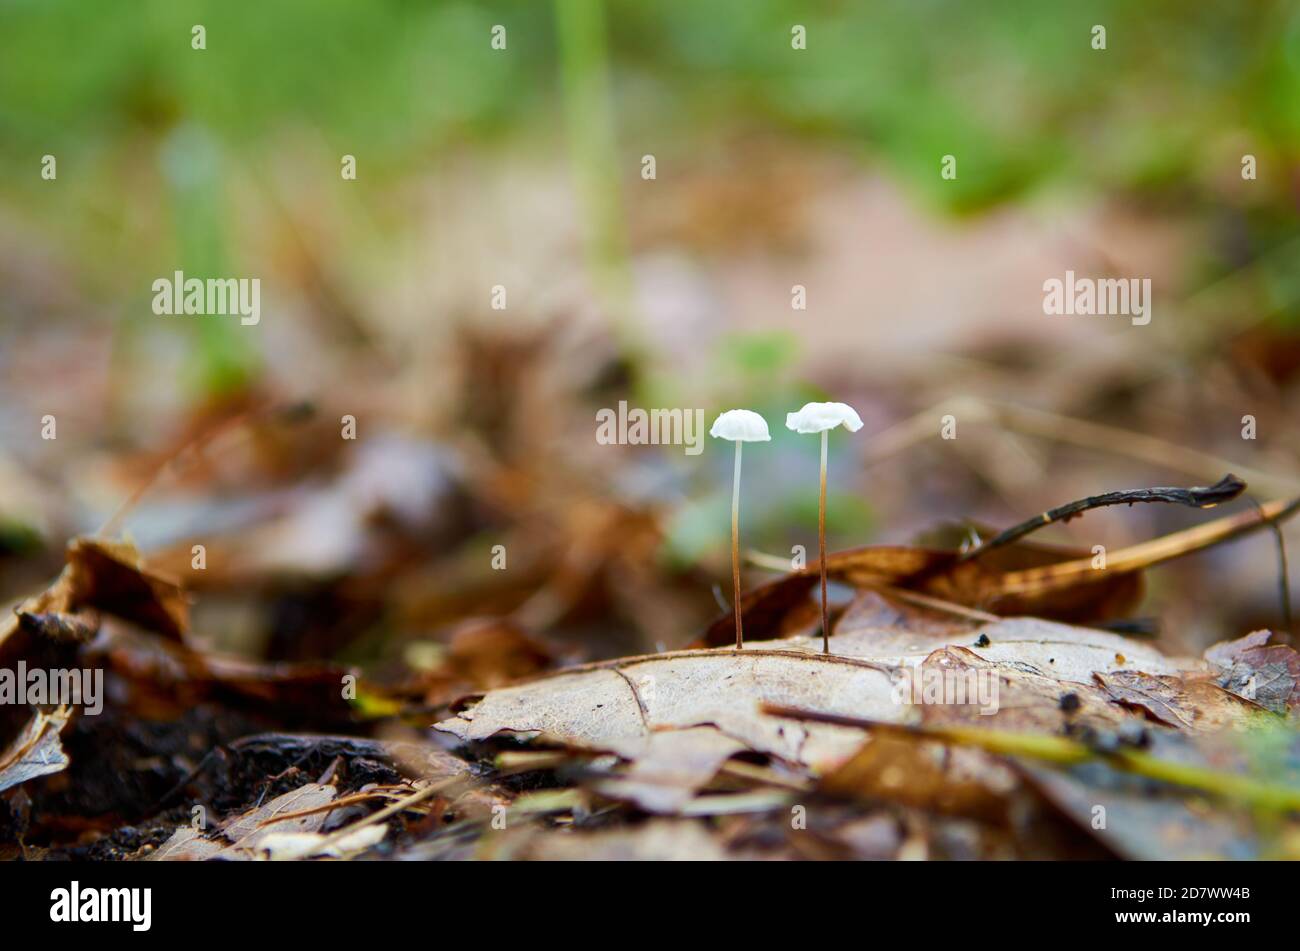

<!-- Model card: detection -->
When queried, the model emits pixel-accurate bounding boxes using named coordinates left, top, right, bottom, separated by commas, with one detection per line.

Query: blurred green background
left=2, top=1, right=1300, bottom=652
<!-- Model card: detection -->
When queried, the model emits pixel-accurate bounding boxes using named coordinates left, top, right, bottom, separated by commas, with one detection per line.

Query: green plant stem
left=763, top=704, right=1300, bottom=813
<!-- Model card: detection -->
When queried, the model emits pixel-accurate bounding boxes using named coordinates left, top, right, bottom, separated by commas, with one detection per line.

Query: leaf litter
left=5, top=433, right=1300, bottom=860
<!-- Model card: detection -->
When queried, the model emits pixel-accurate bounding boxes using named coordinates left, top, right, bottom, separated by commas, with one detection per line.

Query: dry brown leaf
left=91, top=620, right=357, bottom=725
left=916, top=647, right=1136, bottom=733
left=255, top=824, right=387, bottom=860
left=831, top=614, right=1195, bottom=684
left=219, top=783, right=340, bottom=850
left=63, top=537, right=189, bottom=640
left=486, top=818, right=733, bottom=861
left=820, top=733, right=1019, bottom=822
left=435, top=636, right=902, bottom=784
left=151, top=783, right=341, bottom=862
left=0, top=707, right=70, bottom=794
left=593, top=727, right=747, bottom=813
left=146, top=826, right=227, bottom=861
left=1204, top=629, right=1300, bottom=714
left=705, top=540, right=1143, bottom=646
left=0, top=536, right=186, bottom=660
left=436, top=614, right=1204, bottom=814
left=1094, top=669, right=1268, bottom=731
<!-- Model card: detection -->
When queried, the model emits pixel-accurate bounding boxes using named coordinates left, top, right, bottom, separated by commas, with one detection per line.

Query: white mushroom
left=785, top=402, right=863, bottom=654
left=710, top=410, right=771, bottom=649
left=785, top=402, right=863, bottom=435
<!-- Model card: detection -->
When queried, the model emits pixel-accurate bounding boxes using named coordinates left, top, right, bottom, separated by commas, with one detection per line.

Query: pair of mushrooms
left=710, top=401, right=863, bottom=654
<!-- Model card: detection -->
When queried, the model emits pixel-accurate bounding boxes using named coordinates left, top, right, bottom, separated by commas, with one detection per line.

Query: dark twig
left=959, top=474, right=1246, bottom=562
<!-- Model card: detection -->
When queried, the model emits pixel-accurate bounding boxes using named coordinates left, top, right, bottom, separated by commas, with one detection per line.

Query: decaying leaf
left=435, top=635, right=904, bottom=798
left=0, top=707, right=71, bottom=794
left=435, top=613, right=1210, bottom=815
left=91, top=620, right=359, bottom=725
left=708, top=489, right=1300, bottom=648
left=593, top=727, right=748, bottom=813
left=1016, top=724, right=1300, bottom=860
left=0, top=537, right=191, bottom=800
left=485, top=818, right=733, bottom=861
left=152, top=783, right=349, bottom=861
left=833, top=614, right=1196, bottom=686
left=1094, top=669, right=1267, bottom=731
left=255, top=824, right=388, bottom=860
left=62, top=537, right=189, bottom=640
left=819, top=732, right=1019, bottom=823
left=705, top=541, right=1146, bottom=647
left=1205, top=629, right=1300, bottom=714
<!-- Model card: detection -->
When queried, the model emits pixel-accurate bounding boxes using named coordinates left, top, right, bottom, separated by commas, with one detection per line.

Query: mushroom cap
left=785, top=401, right=864, bottom=434
left=709, top=409, right=771, bottom=442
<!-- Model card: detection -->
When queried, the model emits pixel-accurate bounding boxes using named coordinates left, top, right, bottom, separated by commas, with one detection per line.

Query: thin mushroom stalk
left=818, top=428, right=828, bottom=653
left=787, top=401, right=863, bottom=654
left=709, top=409, right=772, bottom=649
left=731, top=441, right=743, bottom=648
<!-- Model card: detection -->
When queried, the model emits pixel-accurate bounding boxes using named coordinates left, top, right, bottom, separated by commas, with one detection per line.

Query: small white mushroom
left=710, top=410, right=771, bottom=649
left=785, top=402, right=863, bottom=654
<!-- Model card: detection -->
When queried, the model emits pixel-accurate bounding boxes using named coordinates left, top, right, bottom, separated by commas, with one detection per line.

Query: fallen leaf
left=436, top=617, right=1203, bottom=813
left=220, top=783, right=340, bottom=852
left=0, top=707, right=70, bottom=794
left=820, top=733, right=1018, bottom=823
left=1016, top=729, right=1291, bottom=860
left=705, top=540, right=1145, bottom=646
left=151, top=783, right=343, bottom=862
left=256, top=823, right=387, bottom=860
left=63, top=537, right=188, bottom=640
left=435, top=636, right=903, bottom=784
left=1205, top=629, right=1300, bottom=714
left=594, top=727, right=747, bottom=813
left=146, top=826, right=226, bottom=861
left=1094, top=669, right=1268, bottom=731
left=487, top=819, right=733, bottom=860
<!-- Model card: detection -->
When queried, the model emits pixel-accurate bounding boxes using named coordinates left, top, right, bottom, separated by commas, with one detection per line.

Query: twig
left=864, top=583, right=1000, bottom=623
left=717, top=760, right=811, bottom=793
left=254, top=788, right=407, bottom=828
left=310, top=776, right=466, bottom=853
left=994, top=496, right=1300, bottom=597
left=959, top=473, right=1246, bottom=562
left=1246, top=496, right=1292, bottom=638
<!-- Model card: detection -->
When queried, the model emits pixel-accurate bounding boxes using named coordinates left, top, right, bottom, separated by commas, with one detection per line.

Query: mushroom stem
left=819, top=428, right=829, bottom=654
left=732, top=439, right=744, bottom=649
